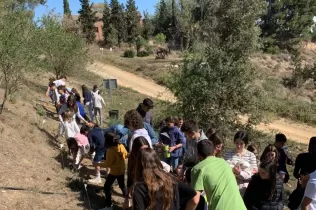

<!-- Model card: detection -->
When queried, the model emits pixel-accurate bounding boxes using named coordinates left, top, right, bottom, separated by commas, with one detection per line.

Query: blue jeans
left=164, top=157, right=179, bottom=170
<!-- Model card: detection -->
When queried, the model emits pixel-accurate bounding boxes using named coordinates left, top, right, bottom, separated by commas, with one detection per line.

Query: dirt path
left=88, top=61, right=316, bottom=144
left=87, top=62, right=176, bottom=102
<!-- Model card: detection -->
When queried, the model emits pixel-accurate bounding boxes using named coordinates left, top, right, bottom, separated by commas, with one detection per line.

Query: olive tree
left=0, top=6, right=39, bottom=114
left=37, top=15, right=88, bottom=79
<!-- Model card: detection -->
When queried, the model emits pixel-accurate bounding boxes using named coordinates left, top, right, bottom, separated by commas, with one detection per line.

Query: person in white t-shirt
left=52, top=76, right=67, bottom=106
left=93, top=90, right=106, bottom=126
left=301, top=171, right=316, bottom=210
left=123, top=109, right=152, bottom=152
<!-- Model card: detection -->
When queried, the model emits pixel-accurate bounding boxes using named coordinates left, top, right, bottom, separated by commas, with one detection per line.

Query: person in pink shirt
left=68, top=125, right=90, bottom=170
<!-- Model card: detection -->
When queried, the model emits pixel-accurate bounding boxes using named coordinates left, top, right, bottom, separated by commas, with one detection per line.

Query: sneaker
left=88, top=177, right=102, bottom=184
left=99, top=207, right=112, bottom=210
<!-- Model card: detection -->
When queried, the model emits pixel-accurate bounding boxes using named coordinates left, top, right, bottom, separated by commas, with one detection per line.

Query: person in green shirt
left=191, top=140, right=247, bottom=210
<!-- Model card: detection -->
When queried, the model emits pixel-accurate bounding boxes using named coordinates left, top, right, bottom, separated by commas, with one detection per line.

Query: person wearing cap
left=136, top=98, right=153, bottom=126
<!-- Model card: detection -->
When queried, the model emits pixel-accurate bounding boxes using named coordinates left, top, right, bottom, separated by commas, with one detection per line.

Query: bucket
left=109, top=110, right=119, bottom=120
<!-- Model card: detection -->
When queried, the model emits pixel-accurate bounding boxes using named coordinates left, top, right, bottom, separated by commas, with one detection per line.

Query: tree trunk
left=0, top=83, right=8, bottom=115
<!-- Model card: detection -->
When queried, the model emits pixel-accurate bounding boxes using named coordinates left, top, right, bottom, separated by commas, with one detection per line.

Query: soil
left=89, top=61, right=316, bottom=144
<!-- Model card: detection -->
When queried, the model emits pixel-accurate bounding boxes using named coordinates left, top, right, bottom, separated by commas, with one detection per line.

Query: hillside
left=0, top=69, right=168, bottom=209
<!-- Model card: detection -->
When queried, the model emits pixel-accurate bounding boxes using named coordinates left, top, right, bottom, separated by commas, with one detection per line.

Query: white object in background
left=110, top=47, right=113, bottom=52
left=100, top=48, right=104, bottom=55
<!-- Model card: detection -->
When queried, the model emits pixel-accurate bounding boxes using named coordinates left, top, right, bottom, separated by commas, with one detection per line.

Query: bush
left=123, top=50, right=135, bottom=58
left=265, top=46, right=280, bottom=54
left=137, top=50, right=150, bottom=57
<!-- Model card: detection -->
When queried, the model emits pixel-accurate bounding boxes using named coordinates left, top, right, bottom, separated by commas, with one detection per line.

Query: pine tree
left=63, top=0, right=71, bottom=16
left=142, top=11, right=152, bottom=40
left=110, top=0, right=125, bottom=46
left=261, top=0, right=316, bottom=51
left=168, top=0, right=265, bottom=132
left=78, top=0, right=96, bottom=44
left=155, top=0, right=172, bottom=39
left=125, top=0, right=140, bottom=45
left=102, top=0, right=111, bottom=45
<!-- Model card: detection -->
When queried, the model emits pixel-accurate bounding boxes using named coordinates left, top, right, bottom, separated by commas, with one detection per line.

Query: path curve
left=88, top=61, right=316, bottom=144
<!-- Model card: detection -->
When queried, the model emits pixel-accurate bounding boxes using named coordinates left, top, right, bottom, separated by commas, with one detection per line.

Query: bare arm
left=301, top=197, right=312, bottom=210
left=185, top=191, right=200, bottom=210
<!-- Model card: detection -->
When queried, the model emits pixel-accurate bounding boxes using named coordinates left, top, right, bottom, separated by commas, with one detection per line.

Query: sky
left=34, top=0, right=157, bottom=20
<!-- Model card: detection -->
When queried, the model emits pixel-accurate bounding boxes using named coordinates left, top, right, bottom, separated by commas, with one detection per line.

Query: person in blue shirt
left=104, top=124, right=129, bottom=146
left=159, top=116, right=185, bottom=170
left=105, top=123, right=158, bottom=149
left=88, top=124, right=105, bottom=184
left=74, top=93, right=90, bottom=124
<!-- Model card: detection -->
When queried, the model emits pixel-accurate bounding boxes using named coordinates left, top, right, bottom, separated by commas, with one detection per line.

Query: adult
left=274, top=133, right=294, bottom=183
left=191, top=140, right=247, bottom=210
left=243, top=160, right=285, bottom=210
left=224, top=131, right=258, bottom=196
left=124, top=109, right=152, bottom=152
left=300, top=170, right=316, bottom=210
left=132, top=148, right=198, bottom=210
left=136, top=98, right=154, bottom=126
left=82, top=85, right=94, bottom=122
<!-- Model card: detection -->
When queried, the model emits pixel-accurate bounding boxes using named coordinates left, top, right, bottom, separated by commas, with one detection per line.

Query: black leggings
left=104, top=174, right=126, bottom=207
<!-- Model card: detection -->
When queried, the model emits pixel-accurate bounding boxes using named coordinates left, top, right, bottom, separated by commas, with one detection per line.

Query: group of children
left=45, top=79, right=316, bottom=210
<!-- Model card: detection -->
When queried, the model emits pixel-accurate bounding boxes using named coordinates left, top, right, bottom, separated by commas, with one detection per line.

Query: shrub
left=123, top=50, right=135, bottom=58
left=265, top=46, right=280, bottom=54
left=154, top=33, right=166, bottom=45
left=137, top=50, right=150, bottom=57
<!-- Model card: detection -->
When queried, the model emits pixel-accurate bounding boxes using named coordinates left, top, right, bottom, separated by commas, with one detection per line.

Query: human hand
left=46, top=92, right=50, bottom=97
left=169, top=146, right=176, bottom=153
left=233, top=166, right=241, bottom=175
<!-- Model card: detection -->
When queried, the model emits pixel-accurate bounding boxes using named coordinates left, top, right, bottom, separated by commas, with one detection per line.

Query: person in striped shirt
left=224, top=131, right=258, bottom=196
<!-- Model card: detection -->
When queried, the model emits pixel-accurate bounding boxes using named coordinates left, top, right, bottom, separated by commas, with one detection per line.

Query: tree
left=102, top=0, right=112, bottom=46
left=154, top=0, right=172, bottom=38
left=78, top=0, right=96, bottom=44
left=125, top=0, right=140, bottom=45
left=0, top=6, right=38, bottom=114
left=63, top=0, right=71, bottom=16
left=38, top=15, right=88, bottom=80
left=110, top=0, right=125, bottom=47
left=142, top=11, right=153, bottom=40
left=167, top=0, right=265, bottom=132
left=260, top=0, right=316, bottom=51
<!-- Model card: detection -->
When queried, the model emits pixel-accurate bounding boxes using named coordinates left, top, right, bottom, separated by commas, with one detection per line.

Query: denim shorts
left=93, top=149, right=105, bottom=163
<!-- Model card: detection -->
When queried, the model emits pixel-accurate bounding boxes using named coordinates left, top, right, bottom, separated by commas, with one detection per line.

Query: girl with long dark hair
left=132, top=148, right=198, bottom=210
left=133, top=148, right=179, bottom=210
left=243, top=160, right=284, bottom=210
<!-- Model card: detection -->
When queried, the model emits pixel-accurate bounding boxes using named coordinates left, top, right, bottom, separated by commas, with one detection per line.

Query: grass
left=90, top=45, right=182, bottom=86
left=72, top=66, right=170, bottom=129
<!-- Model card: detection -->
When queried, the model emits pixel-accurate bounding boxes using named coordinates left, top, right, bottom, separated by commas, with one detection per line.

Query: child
left=88, top=124, right=106, bottom=184
left=56, top=110, right=80, bottom=140
left=159, top=116, right=185, bottom=170
left=99, top=132, right=128, bottom=210
left=74, top=93, right=90, bottom=124
left=93, top=90, right=106, bottom=126
left=57, top=85, right=69, bottom=109
left=67, top=125, right=91, bottom=170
